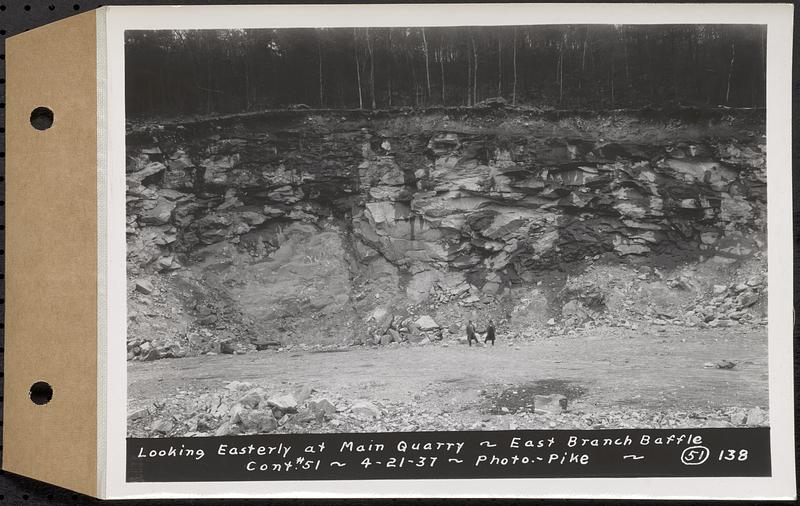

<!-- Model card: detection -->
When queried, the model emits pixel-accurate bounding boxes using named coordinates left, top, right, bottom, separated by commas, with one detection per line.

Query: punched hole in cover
left=30, top=106, right=54, bottom=130
left=29, top=381, right=53, bottom=405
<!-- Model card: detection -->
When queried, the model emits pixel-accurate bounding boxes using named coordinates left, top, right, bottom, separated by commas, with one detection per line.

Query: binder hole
left=30, top=107, right=54, bottom=130
left=29, top=382, right=53, bottom=405
left=24, top=5, right=30, bottom=11
left=73, top=4, right=80, bottom=10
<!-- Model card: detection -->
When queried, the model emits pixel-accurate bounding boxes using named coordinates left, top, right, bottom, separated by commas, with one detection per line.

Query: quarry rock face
left=125, top=109, right=767, bottom=352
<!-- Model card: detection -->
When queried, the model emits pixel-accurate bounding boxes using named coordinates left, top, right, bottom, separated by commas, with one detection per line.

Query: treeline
left=126, top=25, right=766, bottom=118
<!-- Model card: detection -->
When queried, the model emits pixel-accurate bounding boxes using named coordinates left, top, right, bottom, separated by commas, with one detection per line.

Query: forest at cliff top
left=125, top=25, right=766, bottom=118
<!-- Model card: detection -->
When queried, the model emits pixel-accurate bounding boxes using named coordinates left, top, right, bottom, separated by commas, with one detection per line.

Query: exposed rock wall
left=126, top=108, right=766, bottom=350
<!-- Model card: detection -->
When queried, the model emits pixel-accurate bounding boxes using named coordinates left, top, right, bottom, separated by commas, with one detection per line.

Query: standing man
left=483, top=319, right=496, bottom=346
left=466, top=320, right=478, bottom=347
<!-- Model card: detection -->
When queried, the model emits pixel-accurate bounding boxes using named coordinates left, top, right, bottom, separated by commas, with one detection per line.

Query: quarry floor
left=128, top=324, right=768, bottom=427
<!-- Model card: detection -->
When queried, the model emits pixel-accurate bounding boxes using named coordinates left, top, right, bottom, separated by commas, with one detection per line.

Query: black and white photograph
left=124, top=21, right=770, bottom=442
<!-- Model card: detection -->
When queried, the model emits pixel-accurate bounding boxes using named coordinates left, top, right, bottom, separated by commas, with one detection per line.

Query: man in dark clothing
left=484, top=319, right=496, bottom=346
left=466, top=320, right=478, bottom=347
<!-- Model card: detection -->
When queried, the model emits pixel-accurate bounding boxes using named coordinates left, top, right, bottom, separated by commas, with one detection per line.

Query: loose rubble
left=127, top=380, right=770, bottom=438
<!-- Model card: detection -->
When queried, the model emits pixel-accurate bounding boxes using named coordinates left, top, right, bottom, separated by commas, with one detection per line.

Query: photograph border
left=101, top=3, right=794, bottom=499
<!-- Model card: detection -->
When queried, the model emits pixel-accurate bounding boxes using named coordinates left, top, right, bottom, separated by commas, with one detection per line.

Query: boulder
left=534, top=394, right=567, bottom=415
left=228, top=403, right=247, bottom=424
left=309, top=399, right=337, bottom=418
left=415, top=315, right=440, bottom=331
left=159, top=343, right=186, bottom=359
left=746, top=407, right=766, bottom=426
left=714, top=359, right=736, bottom=370
left=266, top=393, right=299, bottom=413
left=127, top=161, right=165, bottom=185
left=214, top=421, right=241, bottom=436
left=127, top=408, right=150, bottom=421
left=134, top=279, right=154, bottom=295
left=238, top=408, right=278, bottom=433
left=736, top=291, right=759, bottom=308
left=151, top=419, right=174, bottom=435
left=140, top=347, right=161, bottom=361
left=254, top=340, right=282, bottom=351
left=350, top=400, right=381, bottom=420
left=293, top=385, right=313, bottom=404
left=140, top=197, right=177, bottom=225
left=730, top=411, right=747, bottom=426
left=237, top=388, right=267, bottom=409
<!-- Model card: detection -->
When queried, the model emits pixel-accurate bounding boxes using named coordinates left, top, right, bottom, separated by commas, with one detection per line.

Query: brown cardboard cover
left=3, top=11, right=98, bottom=497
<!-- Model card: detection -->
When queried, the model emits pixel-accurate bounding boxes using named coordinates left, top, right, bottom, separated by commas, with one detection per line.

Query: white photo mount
left=3, top=3, right=795, bottom=500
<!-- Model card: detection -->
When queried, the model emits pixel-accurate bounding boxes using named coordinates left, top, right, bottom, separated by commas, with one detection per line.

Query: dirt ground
left=128, top=323, right=768, bottom=433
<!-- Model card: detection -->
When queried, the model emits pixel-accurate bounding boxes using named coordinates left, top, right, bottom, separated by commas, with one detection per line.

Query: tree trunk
left=440, top=37, right=446, bottom=104
left=558, top=39, right=564, bottom=103
left=422, top=28, right=432, bottom=101
left=466, top=40, right=472, bottom=106
left=512, top=27, right=517, bottom=105
left=318, top=38, right=324, bottom=108
left=366, top=28, right=376, bottom=109
left=244, top=53, right=251, bottom=110
left=387, top=29, right=393, bottom=107
left=610, top=57, right=615, bottom=106
left=623, top=27, right=630, bottom=85
left=497, top=35, right=502, bottom=96
left=410, top=48, right=418, bottom=107
left=472, top=36, right=478, bottom=105
left=354, top=28, right=363, bottom=109
left=725, top=40, right=736, bottom=105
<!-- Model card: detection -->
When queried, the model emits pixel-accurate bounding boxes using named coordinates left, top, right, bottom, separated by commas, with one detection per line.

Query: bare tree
left=440, top=34, right=446, bottom=104
left=497, top=34, right=502, bottom=96
left=512, top=27, right=517, bottom=105
left=318, top=33, right=325, bottom=108
left=366, top=27, right=376, bottom=109
left=725, top=40, right=736, bottom=104
left=354, top=28, right=363, bottom=109
left=472, top=35, right=478, bottom=104
left=557, top=34, right=565, bottom=103
left=466, top=37, right=472, bottom=106
left=422, top=28, right=432, bottom=100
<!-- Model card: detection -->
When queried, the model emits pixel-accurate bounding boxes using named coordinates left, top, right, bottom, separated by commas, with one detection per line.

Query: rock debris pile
left=128, top=380, right=769, bottom=438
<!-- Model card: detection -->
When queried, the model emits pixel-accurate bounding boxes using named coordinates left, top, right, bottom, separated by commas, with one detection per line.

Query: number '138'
left=719, top=449, right=749, bottom=461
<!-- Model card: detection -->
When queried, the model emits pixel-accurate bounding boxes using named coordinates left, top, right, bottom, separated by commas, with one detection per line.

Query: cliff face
left=125, top=109, right=766, bottom=355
